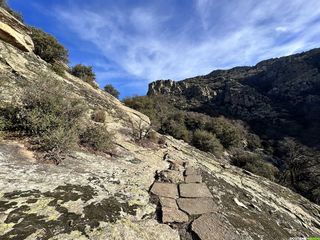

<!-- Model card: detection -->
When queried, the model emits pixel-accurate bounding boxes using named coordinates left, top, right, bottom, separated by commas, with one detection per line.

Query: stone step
left=179, top=183, right=212, bottom=198
left=150, top=182, right=179, bottom=199
left=159, top=197, right=178, bottom=209
left=185, top=174, right=202, bottom=183
left=184, top=167, right=200, bottom=176
left=162, top=207, right=189, bottom=223
left=177, top=198, right=217, bottom=215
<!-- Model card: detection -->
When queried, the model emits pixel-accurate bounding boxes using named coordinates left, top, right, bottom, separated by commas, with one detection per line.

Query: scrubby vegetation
left=0, top=0, right=23, bottom=22
left=104, top=84, right=120, bottom=99
left=0, top=77, right=114, bottom=163
left=231, top=151, right=279, bottom=181
left=192, top=130, right=223, bottom=156
left=30, top=27, right=68, bottom=64
left=80, top=125, right=113, bottom=152
left=71, top=64, right=97, bottom=87
left=91, top=109, right=106, bottom=123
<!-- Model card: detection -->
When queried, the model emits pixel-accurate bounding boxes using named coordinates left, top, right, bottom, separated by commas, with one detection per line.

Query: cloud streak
left=55, top=0, right=320, bottom=85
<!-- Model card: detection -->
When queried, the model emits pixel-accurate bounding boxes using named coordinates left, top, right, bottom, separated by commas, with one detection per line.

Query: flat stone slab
left=192, top=213, right=240, bottom=240
left=150, top=182, right=179, bottom=199
left=159, top=197, right=178, bottom=209
left=185, top=174, right=202, bottom=183
left=177, top=198, right=217, bottom=215
left=162, top=207, right=189, bottom=223
left=179, top=183, right=212, bottom=198
left=160, top=170, right=184, bottom=183
left=184, top=167, right=200, bottom=176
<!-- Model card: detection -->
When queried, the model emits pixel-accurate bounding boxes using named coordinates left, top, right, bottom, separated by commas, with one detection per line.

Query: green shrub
left=91, top=109, right=106, bottom=123
left=2, top=77, right=86, bottom=163
left=205, top=117, right=244, bottom=149
left=104, top=84, right=120, bottom=99
left=192, top=130, right=223, bottom=156
left=71, top=64, right=96, bottom=85
left=246, top=133, right=262, bottom=150
left=30, top=27, right=68, bottom=64
left=0, top=0, right=23, bottom=22
left=51, top=62, right=65, bottom=77
left=231, top=152, right=279, bottom=181
left=162, top=119, right=191, bottom=143
left=80, top=125, right=113, bottom=152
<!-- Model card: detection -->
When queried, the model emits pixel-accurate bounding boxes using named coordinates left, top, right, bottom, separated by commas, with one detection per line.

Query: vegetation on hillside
left=104, top=84, right=120, bottom=99
left=0, top=77, right=113, bottom=164
left=71, top=64, right=97, bottom=87
left=0, top=0, right=23, bottom=22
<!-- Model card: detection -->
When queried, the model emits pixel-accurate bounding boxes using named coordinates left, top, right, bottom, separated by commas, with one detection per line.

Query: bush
left=50, top=62, right=65, bottom=77
left=2, top=77, right=86, bottom=163
left=192, top=130, right=223, bottom=156
left=104, top=84, right=120, bottom=99
left=30, top=27, right=68, bottom=64
left=205, top=117, right=244, bottom=149
left=91, top=109, right=106, bottom=123
left=246, top=133, right=262, bottom=150
left=80, top=125, right=113, bottom=152
left=231, top=152, right=279, bottom=181
left=71, top=64, right=96, bottom=85
left=162, top=119, right=191, bottom=143
left=0, top=0, right=23, bottom=22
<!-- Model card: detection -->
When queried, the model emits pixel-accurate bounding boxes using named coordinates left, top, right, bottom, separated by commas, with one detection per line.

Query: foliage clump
left=104, top=84, right=120, bottom=99
left=80, top=125, right=113, bottom=152
left=71, top=64, right=96, bottom=86
left=231, top=151, right=278, bottom=181
left=91, top=109, right=106, bottom=123
left=192, top=129, right=223, bottom=156
left=1, top=77, right=86, bottom=164
left=30, top=27, right=68, bottom=64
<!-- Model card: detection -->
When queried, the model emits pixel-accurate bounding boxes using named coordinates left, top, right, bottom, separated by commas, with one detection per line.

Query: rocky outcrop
left=148, top=49, right=320, bottom=145
left=0, top=8, right=34, bottom=52
left=0, top=8, right=320, bottom=240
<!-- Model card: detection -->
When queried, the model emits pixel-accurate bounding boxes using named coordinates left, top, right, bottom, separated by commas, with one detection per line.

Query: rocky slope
left=148, top=49, right=320, bottom=147
left=0, top=7, right=320, bottom=240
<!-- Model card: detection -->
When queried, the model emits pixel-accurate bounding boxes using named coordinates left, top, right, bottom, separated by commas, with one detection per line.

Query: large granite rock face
left=148, top=49, right=320, bottom=145
left=0, top=8, right=320, bottom=240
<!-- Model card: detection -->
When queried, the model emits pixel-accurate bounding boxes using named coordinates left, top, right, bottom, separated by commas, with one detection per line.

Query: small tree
left=104, top=84, right=120, bottom=99
left=0, top=0, right=23, bottom=22
left=71, top=64, right=96, bottom=85
left=30, top=27, right=68, bottom=64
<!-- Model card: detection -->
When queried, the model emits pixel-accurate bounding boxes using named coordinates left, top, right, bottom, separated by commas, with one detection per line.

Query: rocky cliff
left=0, top=7, right=320, bottom=240
left=148, top=49, right=320, bottom=146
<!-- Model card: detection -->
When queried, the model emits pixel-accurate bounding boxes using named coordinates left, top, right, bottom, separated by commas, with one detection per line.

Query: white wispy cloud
left=55, top=0, right=320, bottom=84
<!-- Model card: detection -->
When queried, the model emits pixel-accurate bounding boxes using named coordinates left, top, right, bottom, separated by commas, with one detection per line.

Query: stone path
left=150, top=156, right=218, bottom=234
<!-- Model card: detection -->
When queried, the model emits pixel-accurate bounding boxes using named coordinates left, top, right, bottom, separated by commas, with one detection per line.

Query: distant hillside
left=148, top=48, right=320, bottom=147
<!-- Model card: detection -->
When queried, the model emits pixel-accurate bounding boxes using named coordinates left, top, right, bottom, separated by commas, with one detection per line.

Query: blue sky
left=8, top=0, right=320, bottom=98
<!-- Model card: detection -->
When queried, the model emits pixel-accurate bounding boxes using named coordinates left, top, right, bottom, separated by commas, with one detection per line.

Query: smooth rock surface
left=162, top=207, right=189, bottom=223
left=185, top=174, right=202, bottom=183
left=192, top=213, right=245, bottom=240
left=177, top=198, right=217, bottom=215
left=184, top=167, right=200, bottom=176
left=150, top=182, right=179, bottom=199
left=159, top=197, right=178, bottom=209
left=179, top=183, right=212, bottom=198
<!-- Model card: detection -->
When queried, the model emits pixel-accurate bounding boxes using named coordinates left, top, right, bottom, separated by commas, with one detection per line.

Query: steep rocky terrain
left=0, top=7, right=320, bottom=240
left=148, top=49, right=320, bottom=147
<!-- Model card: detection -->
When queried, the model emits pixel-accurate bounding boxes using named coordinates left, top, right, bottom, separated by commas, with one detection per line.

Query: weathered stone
left=162, top=207, right=189, bottom=223
left=150, top=182, right=179, bottom=199
left=179, top=183, right=212, bottom=198
left=159, top=197, right=178, bottom=209
left=192, top=213, right=242, bottom=240
left=0, top=8, right=34, bottom=52
left=185, top=174, right=202, bottom=183
left=177, top=198, right=217, bottom=215
left=159, top=170, right=184, bottom=183
left=184, top=167, right=200, bottom=176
